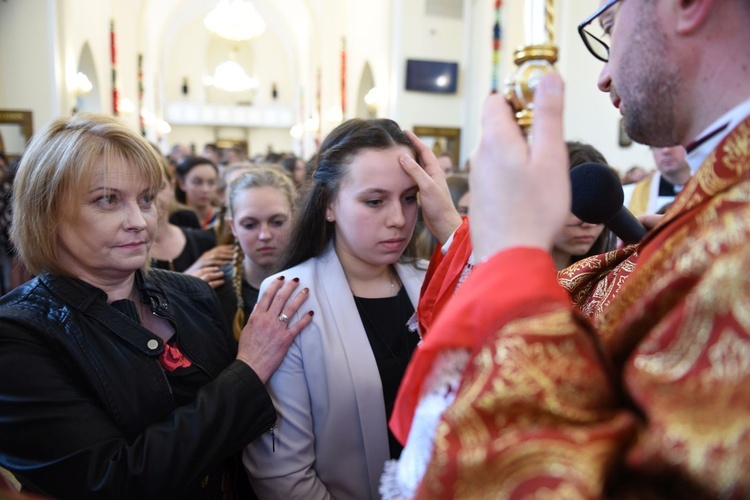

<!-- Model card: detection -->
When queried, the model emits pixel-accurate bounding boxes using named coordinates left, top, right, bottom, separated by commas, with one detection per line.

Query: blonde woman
left=0, top=113, right=312, bottom=498
left=214, top=166, right=296, bottom=339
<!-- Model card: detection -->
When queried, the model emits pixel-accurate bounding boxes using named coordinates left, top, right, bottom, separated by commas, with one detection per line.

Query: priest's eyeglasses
left=578, top=0, right=622, bottom=62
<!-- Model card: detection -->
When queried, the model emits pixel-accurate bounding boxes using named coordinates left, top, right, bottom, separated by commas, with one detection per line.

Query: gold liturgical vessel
left=504, top=0, right=558, bottom=130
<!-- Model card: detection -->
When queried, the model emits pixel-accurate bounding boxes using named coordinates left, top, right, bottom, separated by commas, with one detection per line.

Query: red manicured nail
left=307, top=311, right=314, bottom=317
left=292, top=277, right=300, bottom=283
left=277, top=275, right=285, bottom=281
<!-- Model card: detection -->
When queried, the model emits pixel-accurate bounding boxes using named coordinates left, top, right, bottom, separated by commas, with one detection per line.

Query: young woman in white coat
left=243, top=118, right=457, bottom=500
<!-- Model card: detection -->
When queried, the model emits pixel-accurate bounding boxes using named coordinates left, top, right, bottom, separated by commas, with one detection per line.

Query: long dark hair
left=174, top=155, right=217, bottom=204
left=281, top=118, right=418, bottom=270
left=566, top=141, right=617, bottom=263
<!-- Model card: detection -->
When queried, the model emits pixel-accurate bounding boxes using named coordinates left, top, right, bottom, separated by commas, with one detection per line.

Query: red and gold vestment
left=395, top=117, right=750, bottom=499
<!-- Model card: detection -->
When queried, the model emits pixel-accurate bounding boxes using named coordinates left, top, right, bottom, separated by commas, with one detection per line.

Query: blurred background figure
left=151, top=156, right=230, bottom=288
left=169, top=155, right=233, bottom=285
left=202, top=143, right=221, bottom=169
left=623, top=145, right=691, bottom=215
left=435, top=153, right=454, bottom=176
left=449, top=175, right=470, bottom=216
left=280, top=154, right=306, bottom=187
left=0, top=157, right=32, bottom=295
left=414, top=173, right=469, bottom=260
left=264, top=151, right=283, bottom=164
left=168, top=143, right=192, bottom=168
left=222, top=146, right=247, bottom=167
left=621, top=165, right=649, bottom=185
left=215, top=165, right=296, bottom=339
left=175, top=156, right=220, bottom=230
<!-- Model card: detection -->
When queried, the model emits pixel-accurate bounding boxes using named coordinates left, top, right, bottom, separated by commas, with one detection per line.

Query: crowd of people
left=1, top=0, right=749, bottom=498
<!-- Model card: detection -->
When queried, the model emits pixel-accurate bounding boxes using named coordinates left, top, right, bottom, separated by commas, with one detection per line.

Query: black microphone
left=569, top=162, right=647, bottom=244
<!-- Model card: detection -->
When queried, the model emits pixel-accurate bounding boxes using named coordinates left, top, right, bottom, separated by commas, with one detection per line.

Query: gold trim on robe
left=415, top=117, right=750, bottom=498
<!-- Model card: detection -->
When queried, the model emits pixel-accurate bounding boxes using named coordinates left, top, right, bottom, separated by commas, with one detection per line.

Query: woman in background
left=551, top=141, right=616, bottom=271
left=151, top=157, right=231, bottom=286
left=552, top=217, right=609, bottom=271
left=244, top=119, right=457, bottom=500
left=280, top=155, right=306, bottom=186
left=215, top=165, right=296, bottom=338
left=175, top=156, right=220, bottom=230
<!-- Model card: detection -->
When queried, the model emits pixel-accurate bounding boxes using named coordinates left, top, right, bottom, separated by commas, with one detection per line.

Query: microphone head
left=569, top=162, right=624, bottom=224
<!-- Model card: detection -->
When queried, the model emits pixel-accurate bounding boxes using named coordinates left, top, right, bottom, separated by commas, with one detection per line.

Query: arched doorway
left=355, top=62, right=376, bottom=119
left=75, top=42, right=102, bottom=113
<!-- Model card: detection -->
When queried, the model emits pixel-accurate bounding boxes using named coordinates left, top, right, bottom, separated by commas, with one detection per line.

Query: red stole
left=403, top=116, right=750, bottom=498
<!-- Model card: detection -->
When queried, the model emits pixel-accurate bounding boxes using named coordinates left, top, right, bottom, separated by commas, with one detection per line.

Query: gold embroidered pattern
left=614, top=122, right=750, bottom=497
left=633, top=241, right=750, bottom=380
left=668, top=120, right=750, bottom=217
left=420, top=310, right=628, bottom=498
left=591, top=120, right=750, bottom=351
left=627, top=250, right=750, bottom=496
left=418, top=118, right=750, bottom=498
left=560, top=247, right=639, bottom=329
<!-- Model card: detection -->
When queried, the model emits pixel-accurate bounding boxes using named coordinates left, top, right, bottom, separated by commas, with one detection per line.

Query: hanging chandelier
left=204, top=0, right=266, bottom=42
left=204, top=58, right=259, bottom=93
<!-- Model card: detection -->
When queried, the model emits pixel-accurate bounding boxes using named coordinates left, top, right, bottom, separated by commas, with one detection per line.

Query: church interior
left=0, top=0, right=656, bottom=173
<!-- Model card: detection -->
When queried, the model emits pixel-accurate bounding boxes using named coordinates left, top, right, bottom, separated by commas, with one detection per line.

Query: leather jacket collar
left=39, top=270, right=178, bottom=356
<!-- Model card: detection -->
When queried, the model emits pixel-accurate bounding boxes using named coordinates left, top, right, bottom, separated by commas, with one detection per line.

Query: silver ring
left=278, top=312, right=289, bottom=323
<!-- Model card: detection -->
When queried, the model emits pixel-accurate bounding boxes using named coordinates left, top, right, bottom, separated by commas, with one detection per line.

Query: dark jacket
left=0, top=269, right=275, bottom=499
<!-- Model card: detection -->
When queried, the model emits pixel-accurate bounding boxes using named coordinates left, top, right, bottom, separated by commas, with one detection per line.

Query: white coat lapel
left=315, top=245, right=389, bottom=493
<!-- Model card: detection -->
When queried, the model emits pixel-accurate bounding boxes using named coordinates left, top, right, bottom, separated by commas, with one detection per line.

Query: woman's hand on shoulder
left=236, top=276, right=313, bottom=383
left=400, top=130, right=463, bottom=244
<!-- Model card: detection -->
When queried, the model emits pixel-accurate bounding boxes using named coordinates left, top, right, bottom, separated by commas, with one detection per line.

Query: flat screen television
left=405, top=59, right=459, bottom=94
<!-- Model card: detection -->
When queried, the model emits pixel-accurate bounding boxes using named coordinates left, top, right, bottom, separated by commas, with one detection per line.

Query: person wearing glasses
left=386, top=0, right=750, bottom=498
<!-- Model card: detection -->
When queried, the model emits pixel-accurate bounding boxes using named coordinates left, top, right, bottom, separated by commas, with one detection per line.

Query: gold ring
left=278, top=312, right=289, bottom=323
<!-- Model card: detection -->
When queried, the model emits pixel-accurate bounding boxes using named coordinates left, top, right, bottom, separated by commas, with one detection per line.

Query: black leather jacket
left=0, top=269, right=276, bottom=499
